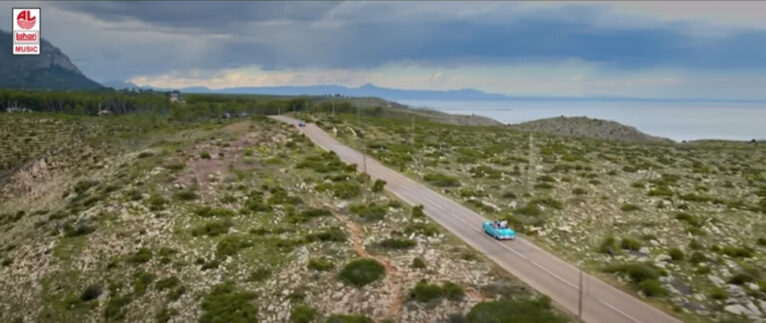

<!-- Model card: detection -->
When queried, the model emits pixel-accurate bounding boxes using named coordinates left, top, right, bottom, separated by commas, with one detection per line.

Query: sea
left=400, top=99, right=766, bottom=142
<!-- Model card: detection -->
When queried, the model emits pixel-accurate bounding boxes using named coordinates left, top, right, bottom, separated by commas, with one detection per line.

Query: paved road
left=272, top=116, right=681, bottom=323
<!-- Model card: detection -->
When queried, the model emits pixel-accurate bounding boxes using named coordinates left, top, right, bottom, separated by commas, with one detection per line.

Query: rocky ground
left=307, top=111, right=766, bottom=323
left=0, top=113, right=566, bottom=322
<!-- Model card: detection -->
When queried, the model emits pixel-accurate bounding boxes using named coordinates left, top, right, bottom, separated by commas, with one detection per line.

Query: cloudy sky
left=3, top=1, right=766, bottom=99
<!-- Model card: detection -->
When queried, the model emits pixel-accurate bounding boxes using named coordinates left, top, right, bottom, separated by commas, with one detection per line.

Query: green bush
left=80, top=284, right=102, bottom=302
left=349, top=204, right=386, bottom=221
left=174, top=189, right=198, bottom=201
left=196, top=206, right=236, bottom=218
left=200, top=152, right=211, bottom=159
left=73, top=180, right=99, bottom=195
left=620, top=204, right=641, bottom=212
left=325, top=314, right=373, bottom=323
left=290, top=305, right=317, bottom=323
left=372, top=179, right=386, bottom=193
left=378, top=238, right=416, bottom=250
left=155, top=276, right=180, bottom=291
left=604, top=263, right=662, bottom=284
left=668, top=248, right=685, bottom=261
left=516, top=203, right=542, bottom=216
left=675, top=212, right=701, bottom=227
left=307, top=227, right=347, bottom=242
left=442, top=282, right=466, bottom=301
left=638, top=279, right=667, bottom=297
left=248, top=268, right=271, bottom=282
left=148, top=195, right=168, bottom=211
left=216, top=235, right=253, bottom=258
left=466, top=298, right=565, bottom=323
left=719, top=246, right=754, bottom=258
left=199, top=282, right=257, bottom=323
left=620, top=238, right=641, bottom=251
left=128, top=248, right=153, bottom=264
left=403, top=222, right=439, bottom=236
left=689, top=252, right=707, bottom=264
left=758, top=237, right=766, bottom=246
left=308, top=258, right=334, bottom=271
left=424, top=173, right=461, bottom=187
left=572, top=187, right=587, bottom=195
left=132, top=270, right=155, bottom=295
left=103, top=294, right=132, bottom=321
left=63, top=221, right=96, bottom=237
left=412, top=257, right=426, bottom=269
left=191, top=220, right=231, bottom=237
left=338, top=258, right=385, bottom=287
left=411, top=205, right=425, bottom=218
left=598, top=236, right=619, bottom=255
left=728, top=272, right=755, bottom=285
left=410, top=280, right=443, bottom=303
left=710, top=286, right=728, bottom=300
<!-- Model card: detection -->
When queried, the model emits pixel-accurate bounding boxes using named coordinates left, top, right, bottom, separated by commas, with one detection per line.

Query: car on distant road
left=483, top=221, right=516, bottom=240
left=297, top=121, right=306, bottom=127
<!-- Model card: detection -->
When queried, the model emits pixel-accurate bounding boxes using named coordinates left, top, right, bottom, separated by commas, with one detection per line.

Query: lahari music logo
left=16, top=10, right=37, bottom=30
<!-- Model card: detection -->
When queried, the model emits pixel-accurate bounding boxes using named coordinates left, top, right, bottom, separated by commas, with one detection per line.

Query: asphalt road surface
left=272, top=115, right=681, bottom=323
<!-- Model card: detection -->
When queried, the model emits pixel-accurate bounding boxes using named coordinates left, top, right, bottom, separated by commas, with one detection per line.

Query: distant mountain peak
left=0, top=29, right=102, bottom=90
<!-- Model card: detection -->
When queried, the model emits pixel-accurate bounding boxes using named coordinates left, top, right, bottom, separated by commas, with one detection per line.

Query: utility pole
left=578, top=265, right=584, bottom=321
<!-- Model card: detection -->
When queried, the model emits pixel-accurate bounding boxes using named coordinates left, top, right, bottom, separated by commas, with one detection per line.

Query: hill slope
left=511, top=116, right=671, bottom=143
left=0, top=29, right=102, bottom=90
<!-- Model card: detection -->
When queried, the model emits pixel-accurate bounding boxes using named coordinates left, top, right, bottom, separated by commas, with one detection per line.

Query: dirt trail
left=331, top=211, right=403, bottom=321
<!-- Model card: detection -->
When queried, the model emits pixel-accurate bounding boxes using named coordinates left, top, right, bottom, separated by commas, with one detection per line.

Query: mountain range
left=0, top=29, right=103, bottom=90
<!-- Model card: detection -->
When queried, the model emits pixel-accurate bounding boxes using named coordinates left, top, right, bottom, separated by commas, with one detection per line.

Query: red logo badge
left=16, top=10, right=37, bottom=30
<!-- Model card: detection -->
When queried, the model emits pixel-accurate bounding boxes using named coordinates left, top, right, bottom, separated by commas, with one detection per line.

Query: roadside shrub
left=604, top=263, right=662, bottom=284
left=424, top=173, right=461, bottom=187
left=63, top=221, right=96, bottom=237
left=74, top=180, right=99, bottom=195
left=317, top=181, right=361, bottom=199
left=648, top=186, right=673, bottom=197
left=411, top=205, right=425, bottom=218
left=638, top=279, right=667, bottom=297
left=516, top=203, right=542, bottom=216
left=598, top=236, right=619, bottom=255
left=531, top=197, right=563, bottom=210
left=668, top=248, right=685, bottom=261
left=338, top=258, right=385, bottom=287
left=466, top=298, right=564, bottom=323
left=199, top=282, right=257, bottom=323
left=757, top=237, right=766, bottom=246
left=325, top=314, right=373, bottom=323
left=308, top=258, right=334, bottom=271
left=675, top=212, right=701, bottom=227
left=290, top=305, right=317, bottom=323
left=200, top=152, right=211, bottom=159
left=372, top=179, right=386, bottom=193
left=103, top=294, right=132, bottom=321
left=378, top=238, right=416, bottom=250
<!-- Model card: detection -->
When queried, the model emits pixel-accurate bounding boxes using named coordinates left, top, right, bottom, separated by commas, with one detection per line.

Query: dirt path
left=331, top=211, right=403, bottom=321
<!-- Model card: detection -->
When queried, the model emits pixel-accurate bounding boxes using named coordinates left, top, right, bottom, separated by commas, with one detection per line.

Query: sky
left=2, top=1, right=766, bottom=100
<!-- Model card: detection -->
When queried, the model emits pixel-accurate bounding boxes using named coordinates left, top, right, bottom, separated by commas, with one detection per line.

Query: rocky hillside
left=511, top=116, right=671, bottom=143
left=0, top=29, right=103, bottom=90
left=0, top=113, right=566, bottom=322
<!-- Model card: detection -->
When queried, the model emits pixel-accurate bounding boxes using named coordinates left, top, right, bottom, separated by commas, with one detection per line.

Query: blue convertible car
left=483, top=221, right=516, bottom=240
